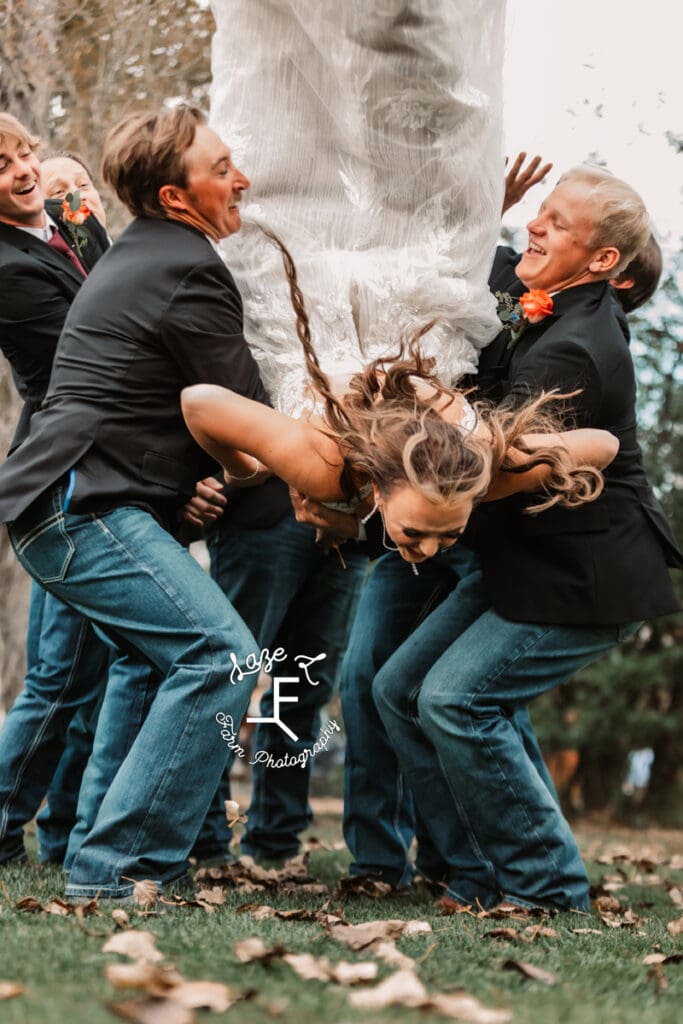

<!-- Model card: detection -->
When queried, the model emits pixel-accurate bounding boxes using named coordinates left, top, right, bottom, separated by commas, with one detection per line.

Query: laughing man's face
left=516, top=179, right=604, bottom=294
left=0, top=134, right=44, bottom=228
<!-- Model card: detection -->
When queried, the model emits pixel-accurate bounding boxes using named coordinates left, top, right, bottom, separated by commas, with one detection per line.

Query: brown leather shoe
left=434, top=895, right=473, bottom=915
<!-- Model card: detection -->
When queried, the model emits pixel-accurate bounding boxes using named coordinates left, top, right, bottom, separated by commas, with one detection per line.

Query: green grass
left=0, top=817, right=681, bottom=1024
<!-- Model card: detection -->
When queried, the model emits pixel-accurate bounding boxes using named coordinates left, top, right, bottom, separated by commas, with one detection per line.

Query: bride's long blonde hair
left=264, top=230, right=603, bottom=514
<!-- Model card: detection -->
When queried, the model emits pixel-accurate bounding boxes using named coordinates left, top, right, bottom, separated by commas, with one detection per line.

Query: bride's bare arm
left=181, top=384, right=347, bottom=501
left=483, top=428, right=618, bottom=502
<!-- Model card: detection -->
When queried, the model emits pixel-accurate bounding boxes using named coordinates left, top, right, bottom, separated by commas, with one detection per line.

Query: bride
left=182, top=235, right=618, bottom=567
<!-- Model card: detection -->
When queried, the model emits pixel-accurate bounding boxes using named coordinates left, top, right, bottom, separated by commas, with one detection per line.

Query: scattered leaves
left=334, top=875, right=393, bottom=900
left=502, top=959, right=557, bottom=986
left=15, top=896, right=44, bottom=914
left=348, top=969, right=511, bottom=1021
left=236, top=903, right=343, bottom=926
left=108, top=996, right=194, bottom=1024
left=667, top=885, right=683, bottom=908
left=642, top=952, right=683, bottom=965
left=112, top=909, right=131, bottom=929
left=327, top=918, right=430, bottom=951
left=102, top=930, right=165, bottom=963
left=106, top=963, right=184, bottom=993
left=234, top=938, right=287, bottom=964
left=667, top=916, right=683, bottom=937
left=195, top=854, right=319, bottom=894
left=166, top=981, right=237, bottom=1012
left=0, top=981, right=24, bottom=1000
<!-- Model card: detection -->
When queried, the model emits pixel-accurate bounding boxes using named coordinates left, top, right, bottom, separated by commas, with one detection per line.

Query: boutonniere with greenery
left=496, top=289, right=554, bottom=349
left=60, top=190, right=91, bottom=258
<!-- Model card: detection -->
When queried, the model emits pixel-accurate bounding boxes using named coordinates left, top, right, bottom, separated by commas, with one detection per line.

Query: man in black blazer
left=0, top=114, right=115, bottom=868
left=0, top=105, right=274, bottom=899
left=368, top=166, right=681, bottom=912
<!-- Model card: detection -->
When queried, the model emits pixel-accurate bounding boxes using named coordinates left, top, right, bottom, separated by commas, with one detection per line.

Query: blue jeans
left=0, top=581, right=110, bottom=864
left=9, top=483, right=257, bottom=898
left=205, top=509, right=366, bottom=859
left=63, top=654, right=158, bottom=871
left=37, top=694, right=103, bottom=863
left=340, top=546, right=480, bottom=887
left=372, top=560, right=640, bottom=911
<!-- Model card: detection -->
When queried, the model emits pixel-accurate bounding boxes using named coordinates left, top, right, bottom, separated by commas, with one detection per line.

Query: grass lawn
left=0, top=809, right=681, bottom=1024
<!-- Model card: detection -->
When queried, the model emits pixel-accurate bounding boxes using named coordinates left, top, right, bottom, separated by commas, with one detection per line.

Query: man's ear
left=158, top=183, right=187, bottom=215
left=589, top=246, right=621, bottom=276
left=611, top=275, right=635, bottom=292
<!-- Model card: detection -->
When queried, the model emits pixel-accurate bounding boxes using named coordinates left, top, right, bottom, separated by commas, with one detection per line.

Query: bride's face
left=377, top=483, right=473, bottom=564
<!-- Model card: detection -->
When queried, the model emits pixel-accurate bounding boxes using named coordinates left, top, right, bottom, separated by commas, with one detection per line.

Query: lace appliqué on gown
left=210, top=0, right=506, bottom=417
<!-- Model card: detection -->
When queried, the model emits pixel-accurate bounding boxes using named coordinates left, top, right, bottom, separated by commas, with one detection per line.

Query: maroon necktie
left=48, top=227, right=87, bottom=277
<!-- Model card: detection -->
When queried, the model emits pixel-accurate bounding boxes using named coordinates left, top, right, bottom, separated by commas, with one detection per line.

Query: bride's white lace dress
left=210, top=0, right=506, bottom=417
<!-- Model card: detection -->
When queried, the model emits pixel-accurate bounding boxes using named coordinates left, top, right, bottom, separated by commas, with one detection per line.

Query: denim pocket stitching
left=15, top=512, right=75, bottom=583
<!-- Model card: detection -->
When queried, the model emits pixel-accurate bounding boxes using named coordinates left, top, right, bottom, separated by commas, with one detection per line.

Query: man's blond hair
left=0, top=113, right=40, bottom=152
left=558, top=165, right=651, bottom=274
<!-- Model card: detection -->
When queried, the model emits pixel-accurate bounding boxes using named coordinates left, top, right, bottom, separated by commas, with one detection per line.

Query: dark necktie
left=47, top=227, right=87, bottom=277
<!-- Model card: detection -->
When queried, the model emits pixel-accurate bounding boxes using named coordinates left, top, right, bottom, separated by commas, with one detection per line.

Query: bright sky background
left=502, top=1, right=682, bottom=254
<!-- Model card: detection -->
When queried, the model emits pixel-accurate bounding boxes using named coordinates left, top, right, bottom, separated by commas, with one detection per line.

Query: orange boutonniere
left=60, top=190, right=91, bottom=258
left=496, top=289, right=553, bottom=349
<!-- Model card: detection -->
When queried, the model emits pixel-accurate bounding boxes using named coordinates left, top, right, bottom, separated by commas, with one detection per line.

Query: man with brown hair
left=0, top=105, right=272, bottom=900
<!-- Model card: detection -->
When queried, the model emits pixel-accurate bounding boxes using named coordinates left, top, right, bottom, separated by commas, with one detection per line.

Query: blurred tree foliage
left=532, top=249, right=683, bottom=822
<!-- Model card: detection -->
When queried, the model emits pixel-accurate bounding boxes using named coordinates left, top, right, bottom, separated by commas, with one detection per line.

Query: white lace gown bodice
left=210, top=0, right=506, bottom=416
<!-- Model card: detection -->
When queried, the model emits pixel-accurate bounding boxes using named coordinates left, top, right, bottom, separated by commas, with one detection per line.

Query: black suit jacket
left=464, top=246, right=682, bottom=625
left=0, top=199, right=110, bottom=450
left=0, top=217, right=288, bottom=532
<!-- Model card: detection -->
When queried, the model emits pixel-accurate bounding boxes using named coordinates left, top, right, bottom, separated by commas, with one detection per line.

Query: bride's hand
left=289, top=487, right=362, bottom=540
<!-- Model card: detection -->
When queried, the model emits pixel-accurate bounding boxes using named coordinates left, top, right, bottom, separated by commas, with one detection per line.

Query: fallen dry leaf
left=108, top=996, right=194, bottom=1024
left=234, top=938, right=287, bottom=964
left=328, top=918, right=430, bottom=951
left=224, top=799, right=248, bottom=829
left=194, top=887, right=226, bottom=907
left=236, top=902, right=343, bottom=926
left=373, top=940, right=416, bottom=969
left=102, top=930, right=165, bottom=963
left=166, top=980, right=237, bottom=1012
left=125, top=880, right=159, bottom=911
left=348, top=970, right=511, bottom=1021
left=112, top=909, right=131, bottom=929
left=487, top=928, right=521, bottom=943
left=0, top=981, right=24, bottom=1000
left=502, top=959, right=557, bottom=986
left=282, top=953, right=332, bottom=983
left=667, top=886, right=683, bottom=908
left=44, top=898, right=74, bottom=917
left=430, top=991, right=512, bottom=1023
left=599, top=908, right=642, bottom=930
left=334, top=875, right=393, bottom=899
left=569, top=928, right=602, bottom=936
left=593, top=895, right=623, bottom=914
left=667, top=916, right=683, bottom=937
left=331, top=960, right=378, bottom=985
left=668, top=854, right=683, bottom=870
left=348, top=968, right=428, bottom=1009
left=105, top=963, right=184, bottom=993
left=15, top=896, right=43, bottom=913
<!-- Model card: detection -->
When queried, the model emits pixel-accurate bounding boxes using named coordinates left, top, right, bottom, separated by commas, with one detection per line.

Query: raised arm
left=181, top=383, right=347, bottom=501
left=483, top=428, right=618, bottom=502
